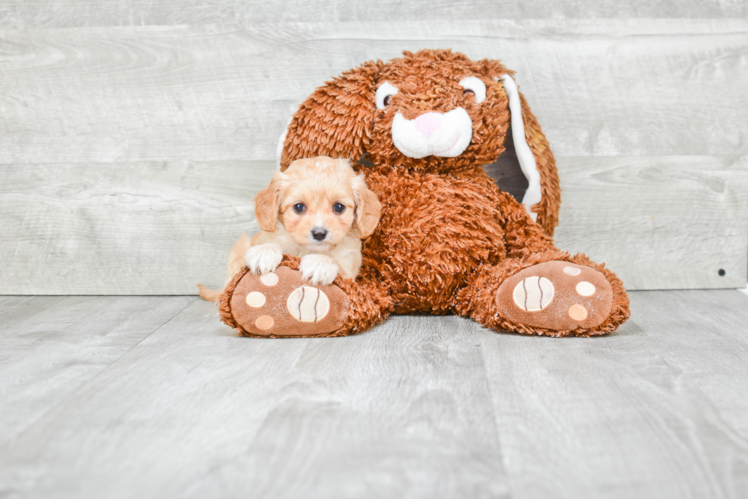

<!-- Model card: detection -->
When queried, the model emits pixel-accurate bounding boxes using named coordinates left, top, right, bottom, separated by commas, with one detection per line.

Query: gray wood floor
left=1, top=290, right=747, bottom=498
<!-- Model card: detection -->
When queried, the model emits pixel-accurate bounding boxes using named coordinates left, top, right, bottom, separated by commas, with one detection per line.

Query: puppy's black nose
left=311, top=228, right=328, bottom=241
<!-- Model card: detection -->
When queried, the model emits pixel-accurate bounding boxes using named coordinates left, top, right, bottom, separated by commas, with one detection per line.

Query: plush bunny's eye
left=459, top=76, right=486, bottom=104
left=376, top=82, right=399, bottom=109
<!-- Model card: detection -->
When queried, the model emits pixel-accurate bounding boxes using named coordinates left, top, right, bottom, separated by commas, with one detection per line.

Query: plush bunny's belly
left=362, top=167, right=509, bottom=313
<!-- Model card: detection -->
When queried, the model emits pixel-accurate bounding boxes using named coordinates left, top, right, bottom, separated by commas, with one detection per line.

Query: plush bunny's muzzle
left=391, top=108, right=473, bottom=159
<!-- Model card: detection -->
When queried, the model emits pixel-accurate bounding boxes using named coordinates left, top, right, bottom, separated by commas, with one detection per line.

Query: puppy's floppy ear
left=480, top=58, right=561, bottom=237
left=279, top=60, right=384, bottom=170
left=254, top=173, right=285, bottom=233
left=352, top=174, right=382, bottom=238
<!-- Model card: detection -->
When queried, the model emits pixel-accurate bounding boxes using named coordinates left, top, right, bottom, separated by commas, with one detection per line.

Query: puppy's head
left=254, top=157, right=381, bottom=251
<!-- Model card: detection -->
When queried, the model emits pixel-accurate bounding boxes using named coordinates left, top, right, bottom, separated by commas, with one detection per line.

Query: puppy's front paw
left=299, top=254, right=339, bottom=285
left=245, top=244, right=283, bottom=275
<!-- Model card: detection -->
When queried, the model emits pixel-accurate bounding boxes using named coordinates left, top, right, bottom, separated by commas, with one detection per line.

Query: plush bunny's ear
left=279, top=60, right=384, bottom=171
left=497, top=75, right=561, bottom=236
left=499, top=75, right=541, bottom=222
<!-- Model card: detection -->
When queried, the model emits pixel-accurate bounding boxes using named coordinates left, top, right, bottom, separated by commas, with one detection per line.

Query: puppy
left=198, top=156, right=381, bottom=301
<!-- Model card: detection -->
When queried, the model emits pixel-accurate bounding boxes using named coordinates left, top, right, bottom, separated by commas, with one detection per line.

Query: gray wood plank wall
left=0, top=5, right=746, bottom=294
left=0, top=0, right=746, bottom=28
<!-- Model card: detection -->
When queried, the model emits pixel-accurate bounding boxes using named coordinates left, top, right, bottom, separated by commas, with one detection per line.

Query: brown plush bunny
left=219, top=49, right=630, bottom=338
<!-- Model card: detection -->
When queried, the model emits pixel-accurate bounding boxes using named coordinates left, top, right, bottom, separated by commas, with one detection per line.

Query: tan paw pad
left=260, top=272, right=279, bottom=286
left=246, top=291, right=266, bottom=308
left=568, top=304, right=588, bottom=321
left=564, top=266, right=581, bottom=276
left=255, top=315, right=274, bottom=330
left=575, top=281, right=595, bottom=297
left=512, top=276, right=554, bottom=311
left=287, top=286, right=330, bottom=323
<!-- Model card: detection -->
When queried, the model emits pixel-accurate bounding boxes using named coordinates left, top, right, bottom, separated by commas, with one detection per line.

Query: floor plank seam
left=476, top=327, right=516, bottom=498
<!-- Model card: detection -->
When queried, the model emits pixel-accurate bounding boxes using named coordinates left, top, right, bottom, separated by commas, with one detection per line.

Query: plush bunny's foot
left=220, top=266, right=350, bottom=337
left=496, top=261, right=613, bottom=331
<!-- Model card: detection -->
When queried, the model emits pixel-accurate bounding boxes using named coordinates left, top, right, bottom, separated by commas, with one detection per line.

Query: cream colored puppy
left=199, top=157, right=381, bottom=301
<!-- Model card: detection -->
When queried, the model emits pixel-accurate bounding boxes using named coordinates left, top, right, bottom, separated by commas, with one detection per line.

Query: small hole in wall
left=718, top=269, right=726, bottom=276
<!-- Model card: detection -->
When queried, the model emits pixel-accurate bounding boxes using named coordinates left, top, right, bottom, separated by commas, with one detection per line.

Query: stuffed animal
left=219, top=49, right=630, bottom=338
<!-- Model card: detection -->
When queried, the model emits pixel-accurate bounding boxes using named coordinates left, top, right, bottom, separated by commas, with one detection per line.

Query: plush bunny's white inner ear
left=276, top=117, right=293, bottom=170
left=497, top=75, right=541, bottom=222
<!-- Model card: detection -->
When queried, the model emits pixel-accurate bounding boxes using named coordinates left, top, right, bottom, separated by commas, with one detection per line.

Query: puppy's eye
left=383, top=95, right=392, bottom=106
left=463, top=89, right=475, bottom=96
left=293, top=203, right=306, bottom=214
left=333, top=203, right=345, bottom=214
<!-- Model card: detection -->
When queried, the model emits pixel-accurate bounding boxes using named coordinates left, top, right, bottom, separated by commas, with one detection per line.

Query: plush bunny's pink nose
left=414, top=112, right=444, bottom=137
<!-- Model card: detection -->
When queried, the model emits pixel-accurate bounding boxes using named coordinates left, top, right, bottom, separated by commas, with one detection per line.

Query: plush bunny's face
left=279, top=49, right=561, bottom=235
left=366, top=52, right=510, bottom=173
left=376, top=76, right=481, bottom=159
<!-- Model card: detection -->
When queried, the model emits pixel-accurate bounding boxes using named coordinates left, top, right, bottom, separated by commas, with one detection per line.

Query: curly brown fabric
left=223, top=49, right=630, bottom=337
